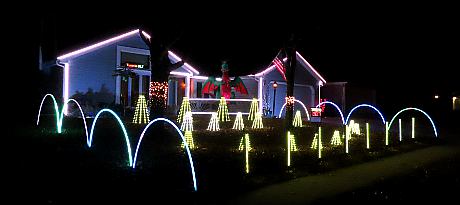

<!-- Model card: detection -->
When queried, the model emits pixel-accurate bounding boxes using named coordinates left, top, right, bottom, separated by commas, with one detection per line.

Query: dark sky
left=32, top=4, right=459, bottom=106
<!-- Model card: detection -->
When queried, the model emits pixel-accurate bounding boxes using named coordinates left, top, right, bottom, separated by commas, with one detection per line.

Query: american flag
left=272, top=51, right=287, bottom=81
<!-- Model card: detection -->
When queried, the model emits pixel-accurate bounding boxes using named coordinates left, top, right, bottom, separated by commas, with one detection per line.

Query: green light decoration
left=412, top=117, right=415, bottom=139
left=177, top=97, right=191, bottom=123
left=238, top=135, right=252, bottom=151
left=399, top=118, right=402, bottom=141
left=180, top=111, right=193, bottom=132
left=207, top=112, right=220, bottom=131
left=217, top=97, right=230, bottom=122
left=385, top=121, right=389, bottom=146
left=251, top=112, right=264, bottom=129
left=366, top=122, right=370, bottom=149
left=330, top=130, right=342, bottom=146
left=233, top=112, right=245, bottom=130
left=181, top=130, right=195, bottom=150
left=248, top=98, right=259, bottom=120
left=292, top=110, right=303, bottom=127
left=132, top=95, right=149, bottom=124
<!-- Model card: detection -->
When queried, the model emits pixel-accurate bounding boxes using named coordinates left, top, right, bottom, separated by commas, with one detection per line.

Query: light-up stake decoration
left=399, top=119, right=402, bottom=141
left=248, top=98, right=259, bottom=120
left=177, top=97, right=191, bottom=123
left=385, top=121, right=389, bottom=146
left=318, top=127, right=322, bottom=158
left=181, top=112, right=193, bottom=132
left=217, top=97, right=230, bottom=122
left=293, top=110, right=303, bottom=127
left=366, top=123, right=370, bottom=149
left=412, top=117, right=415, bottom=139
left=181, top=130, right=195, bottom=150
left=207, top=112, right=220, bottom=131
left=330, top=130, right=342, bottom=146
left=132, top=95, right=149, bottom=124
left=345, top=125, right=350, bottom=153
left=242, top=133, right=250, bottom=173
left=238, top=134, right=252, bottom=151
left=252, top=112, right=264, bottom=129
left=233, top=112, right=245, bottom=130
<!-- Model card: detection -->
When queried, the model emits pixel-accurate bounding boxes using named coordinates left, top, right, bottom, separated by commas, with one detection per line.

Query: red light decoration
left=125, top=63, right=145, bottom=69
left=285, top=96, right=295, bottom=107
left=311, top=108, right=322, bottom=117
left=319, top=98, right=327, bottom=112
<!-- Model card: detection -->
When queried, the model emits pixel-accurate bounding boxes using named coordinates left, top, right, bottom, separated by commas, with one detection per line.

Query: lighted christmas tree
left=177, top=97, right=191, bottom=123
left=233, top=112, right=245, bottom=130
left=311, top=133, right=323, bottom=150
left=288, top=132, right=298, bottom=151
left=330, top=130, right=342, bottom=146
left=349, top=120, right=361, bottom=136
left=248, top=98, right=259, bottom=120
left=292, top=110, right=302, bottom=127
left=217, top=97, right=230, bottom=122
left=181, top=130, right=195, bottom=150
left=180, top=111, right=193, bottom=132
left=132, top=95, right=149, bottom=124
left=238, top=134, right=252, bottom=151
left=207, top=112, right=220, bottom=131
left=252, top=112, right=263, bottom=129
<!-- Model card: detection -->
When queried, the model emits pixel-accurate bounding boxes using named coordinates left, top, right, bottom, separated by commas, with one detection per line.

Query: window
left=121, top=52, right=149, bottom=70
left=196, top=82, right=202, bottom=98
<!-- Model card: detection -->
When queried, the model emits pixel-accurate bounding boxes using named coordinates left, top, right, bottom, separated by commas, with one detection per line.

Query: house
left=55, top=28, right=344, bottom=118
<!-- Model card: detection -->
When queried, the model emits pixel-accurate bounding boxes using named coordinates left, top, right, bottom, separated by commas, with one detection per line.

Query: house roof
left=56, top=29, right=199, bottom=75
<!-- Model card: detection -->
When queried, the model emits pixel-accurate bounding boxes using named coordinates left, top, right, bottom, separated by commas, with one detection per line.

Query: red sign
left=311, top=108, right=322, bottom=117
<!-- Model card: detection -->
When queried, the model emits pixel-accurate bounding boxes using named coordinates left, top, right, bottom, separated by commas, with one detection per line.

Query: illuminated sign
left=125, top=63, right=145, bottom=69
left=311, top=107, right=322, bottom=123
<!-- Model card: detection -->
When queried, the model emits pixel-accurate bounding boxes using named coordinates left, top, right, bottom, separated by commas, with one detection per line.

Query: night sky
left=12, top=4, right=459, bottom=116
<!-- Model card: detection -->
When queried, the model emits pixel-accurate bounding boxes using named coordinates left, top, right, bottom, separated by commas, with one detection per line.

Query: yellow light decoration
left=345, top=125, right=350, bottom=153
left=287, top=131, right=291, bottom=167
left=412, top=117, right=415, bottom=139
left=207, top=112, right=220, bottom=131
left=238, top=134, right=252, bottom=151
left=366, top=122, right=370, bottom=149
left=180, top=130, right=195, bottom=150
left=399, top=118, right=402, bottom=141
left=289, top=132, right=298, bottom=152
left=233, top=112, right=245, bottom=130
left=217, top=97, right=230, bottom=122
left=292, top=110, right=303, bottom=127
left=180, top=111, right=193, bottom=132
left=248, top=98, right=259, bottom=121
left=330, top=130, right=342, bottom=146
left=385, top=121, right=389, bottom=146
left=251, top=112, right=264, bottom=129
left=177, top=97, right=191, bottom=123
left=318, top=127, right=322, bottom=158
left=349, top=120, right=361, bottom=135
left=243, top=133, right=250, bottom=173
left=132, top=95, right=149, bottom=124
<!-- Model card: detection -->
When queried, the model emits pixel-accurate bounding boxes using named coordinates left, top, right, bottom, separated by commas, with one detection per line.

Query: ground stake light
left=252, top=113, right=264, bottom=129
left=292, top=110, right=303, bottom=127
left=132, top=95, right=149, bottom=124
left=233, top=112, right=245, bottom=130
left=248, top=98, right=259, bottom=120
left=217, top=97, right=230, bottom=122
left=181, top=111, right=193, bottom=132
left=207, top=112, right=220, bottom=131
left=177, top=97, right=191, bottom=123
left=330, top=130, right=342, bottom=146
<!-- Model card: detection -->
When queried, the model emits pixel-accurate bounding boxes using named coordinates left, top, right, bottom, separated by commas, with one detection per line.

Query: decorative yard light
left=233, top=112, right=245, bottom=130
left=292, top=110, right=303, bottom=127
left=412, top=117, right=415, bottom=139
left=248, top=98, right=259, bottom=120
left=399, top=118, right=402, bottom=141
left=366, top=123, right=370, bottom=149
left=132, top=95, right=149, bottom=124
left=177, top=97, right=191, bottom=123
left=181, top=130, right=195, bottom=150
left=318, top=127, right=322, bottom=158
left=207, top=113, right=220, bottom=131
left=244, top=133, right=250, bottom=173
left=181, top=112, right=193, bottom=132
left=272, top=81, right=278, bottom=117
left=217, top=97, right=230, bottom=122
left=385, top=121, right=389, bottom=146
left=252, top=112, right=264, bottom=129
left=238, top=134, right=252, bottom=151
left=330, top=130, right=342, bottom=146
left=287, top=131, right=297, bottom=167
left=345, top=125, right=350, bottom=153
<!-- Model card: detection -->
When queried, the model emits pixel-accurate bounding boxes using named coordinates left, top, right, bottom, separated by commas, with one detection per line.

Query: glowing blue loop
left=315, top=101, right=345, bottom=125
left=388, top=108, right=438, bottom=137
left=345, top=104, right=386, bottom=125
left=277, top=99, right=311, bottom=120
left=132, top=118, right=198, bottom=192
left=36, top=94, right=60, bottom=132
left=89, top=109, right=133, bottom=167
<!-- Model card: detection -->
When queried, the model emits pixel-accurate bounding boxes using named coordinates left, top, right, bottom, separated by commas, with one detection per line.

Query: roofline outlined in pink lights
left=296, top=51, right=326, bottom=83
left=57, top=29, right=140, bottom=60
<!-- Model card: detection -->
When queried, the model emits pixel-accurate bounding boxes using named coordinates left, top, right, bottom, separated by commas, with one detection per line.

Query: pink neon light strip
left=188, top=98, right=255, bottom=102
left=192, top=112, right=250, bottom=115
left=57, top=29, right=140, bottom=60
left=296, top=52, right=327, bottom=83
left=168, top=51, right=200, bottom=75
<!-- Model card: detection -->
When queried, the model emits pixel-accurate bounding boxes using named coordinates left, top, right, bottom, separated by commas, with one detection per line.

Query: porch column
left=115, top=76, right=121, bottom=104
left=186, top=76, right=190, bottom=97
left=138, top=75, right=143, bottom=95
left=127, top=78, right=132, bottom=107
left=258, top=77, right=263, bottom=114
